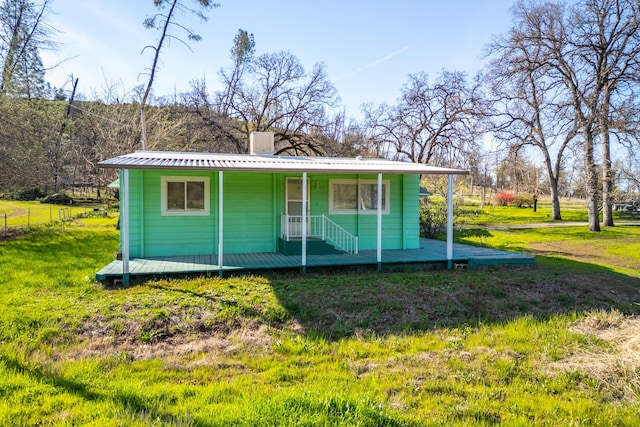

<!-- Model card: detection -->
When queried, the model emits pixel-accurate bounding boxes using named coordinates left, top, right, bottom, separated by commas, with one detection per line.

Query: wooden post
left=447, top=174, right=454, bottom=269
left=301, top=172, right=307, bottom=274
left=377, top=173, right=383, bottom=271
left=121, top=169, right=130, bottom=284
left=218, top=171, right=224, bottom=277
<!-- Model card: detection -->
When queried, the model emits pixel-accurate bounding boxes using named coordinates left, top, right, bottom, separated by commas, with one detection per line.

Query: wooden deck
left=96, top=239, right=535, bottom=282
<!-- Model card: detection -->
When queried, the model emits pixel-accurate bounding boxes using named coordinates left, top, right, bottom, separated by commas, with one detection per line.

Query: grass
left=455, top=223, right=640, bottom=278
left=0, top=200, right=110, bottom=230
left=465, top=196, right=636, bottom=225
left=0, top=205, right=639, bottom=425
left=471, top=204, right=586, bottom=224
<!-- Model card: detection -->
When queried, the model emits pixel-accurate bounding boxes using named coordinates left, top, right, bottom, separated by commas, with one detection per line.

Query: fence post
left=28, top=208, right=30, bottom=228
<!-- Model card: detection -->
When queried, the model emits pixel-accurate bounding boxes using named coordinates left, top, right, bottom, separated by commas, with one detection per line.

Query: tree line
left=1, top=0, right=639, bottom=232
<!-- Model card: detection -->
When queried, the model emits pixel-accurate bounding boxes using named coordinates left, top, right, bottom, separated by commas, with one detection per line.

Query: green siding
left=123, top=169, right=142, bottom=257
left=121, top=169, right=422, bottom=257
left=129, top=170, right=218, bottom=257
left=319, top=174, right=408, bottom=251
left=223, top=172, right=275, bottom=253
left=403, top=174, right=420, bottom=249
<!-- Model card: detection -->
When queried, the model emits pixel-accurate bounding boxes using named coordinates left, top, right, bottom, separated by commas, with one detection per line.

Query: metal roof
left=98, top=151, right=468, bottom=175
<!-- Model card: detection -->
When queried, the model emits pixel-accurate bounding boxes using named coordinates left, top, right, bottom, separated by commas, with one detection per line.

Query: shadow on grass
left=0, top=355, right=213, bottom=426
left=0, top=355, right=100, bottom=402
left=265, top=257, right=640, bottom=340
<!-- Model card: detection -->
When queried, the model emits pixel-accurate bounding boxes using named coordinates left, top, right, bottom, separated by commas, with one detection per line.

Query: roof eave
left=98, top=161, right=469, bottom=175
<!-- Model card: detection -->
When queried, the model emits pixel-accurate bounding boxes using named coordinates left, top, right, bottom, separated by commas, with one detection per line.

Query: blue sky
left=44, top=0, right=516, bottom=117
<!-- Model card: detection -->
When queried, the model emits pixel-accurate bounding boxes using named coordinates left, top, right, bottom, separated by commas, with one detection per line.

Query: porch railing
left=281, top=214, right=359, bottom=254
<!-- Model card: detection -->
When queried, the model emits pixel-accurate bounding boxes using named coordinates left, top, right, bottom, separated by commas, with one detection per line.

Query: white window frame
left=161, top=176, right=210, bottom=216
left=329, top=179, right=390, bottom=215
left=285, top=177, right=310, bottom=216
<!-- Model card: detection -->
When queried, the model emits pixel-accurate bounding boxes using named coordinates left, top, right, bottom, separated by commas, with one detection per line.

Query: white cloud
left=336, top=45, right=411, bottom=81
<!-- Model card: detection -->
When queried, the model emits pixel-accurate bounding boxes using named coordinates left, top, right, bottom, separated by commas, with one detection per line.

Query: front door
left=286, top=177, right=310, bottom=237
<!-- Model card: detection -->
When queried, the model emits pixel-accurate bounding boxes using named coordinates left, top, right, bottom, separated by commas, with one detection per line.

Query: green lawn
left=0, top=200, right=111, bottom=228
left=463, top=197, right=637, bottom=225
left=0, top=209, right=639, bottom=425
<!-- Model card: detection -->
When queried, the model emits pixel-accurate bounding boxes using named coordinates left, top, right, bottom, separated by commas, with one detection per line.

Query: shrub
left=420, top=199, right=447, bottom=239
left=419, top=197, right=468, bottom=238
left=13, top=188, right=45, bottom=201
left=40, top=193, right=73, bottom=205
left=514, top=193, right=534, bottom=208
left=493, top=190, right=515, bottom=206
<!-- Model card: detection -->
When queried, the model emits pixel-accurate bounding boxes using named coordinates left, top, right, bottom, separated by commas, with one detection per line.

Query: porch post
left=377, top=173, right=382, bottom=271
left=447, top=174, right=454, bottom=269
left=121, top=168, right=130, bottom=284
left=301, top=172, right=307, bottom=273
left=218, top=171, right=224, bottom=276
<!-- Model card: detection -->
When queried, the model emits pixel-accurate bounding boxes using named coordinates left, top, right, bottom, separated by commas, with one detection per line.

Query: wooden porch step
left=278, top=237, right=341, bottom=256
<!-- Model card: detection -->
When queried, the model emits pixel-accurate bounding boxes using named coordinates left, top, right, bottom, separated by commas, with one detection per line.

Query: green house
left=98, top=133, right=468, bottom=283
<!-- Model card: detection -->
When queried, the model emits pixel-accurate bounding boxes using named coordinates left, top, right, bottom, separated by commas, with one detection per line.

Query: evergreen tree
left=0, top=0, right=52, bottom=98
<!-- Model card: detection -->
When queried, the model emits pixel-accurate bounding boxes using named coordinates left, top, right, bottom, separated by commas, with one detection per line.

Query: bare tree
left=364, top=70, right=485, bottom=167
left=139, top=0, right=218, bottom=149
left=214, top=51, right=339, bottom=155
left=185, top=77, right=248, bottom=153
left=572, top=0, right=640, bottom=226
left=507, top=0, right=600, bottom=230
left=487, top=19, right=579, bottom=220
left=494, top=146, right=543, bottom=195
left=495, top=0, right=640, bottom=231
left=67, top=90, right=140, bottom=190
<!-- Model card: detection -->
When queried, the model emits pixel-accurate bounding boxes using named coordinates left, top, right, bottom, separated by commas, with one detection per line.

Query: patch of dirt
left=551, top=311, right=640, bottom=401
left=61, top=319, right=275, bottom=362
left=528, top=239, right=640, bottom=271
left=4, top=206, right=27, bottom=219
left=0, top=228, right=27, bottom=242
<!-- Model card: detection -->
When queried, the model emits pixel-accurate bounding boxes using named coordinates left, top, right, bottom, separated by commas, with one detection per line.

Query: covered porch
left=98, top=135, right=514, bottom=284
left=96, top=238, right=535, bottom=283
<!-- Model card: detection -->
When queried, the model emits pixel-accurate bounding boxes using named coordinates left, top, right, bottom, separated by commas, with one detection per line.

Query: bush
left=40, top=193, right=73, bottom=205
left=420, top=199, right=447, bottom=239
left=514, top=193, right=534, bottom=208
left=419, top=197, right=469, bottom=239
left=13, top=188, right=45, bottom=201
left=493, top=190, right=515, bottom=206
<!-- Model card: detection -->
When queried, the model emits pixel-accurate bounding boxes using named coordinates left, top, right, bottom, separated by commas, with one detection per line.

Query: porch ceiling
left=98, top=151, right=468, bottom=175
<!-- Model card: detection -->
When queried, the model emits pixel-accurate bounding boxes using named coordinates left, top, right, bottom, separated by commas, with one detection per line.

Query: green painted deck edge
left=96, top=239, right=535, bottom=281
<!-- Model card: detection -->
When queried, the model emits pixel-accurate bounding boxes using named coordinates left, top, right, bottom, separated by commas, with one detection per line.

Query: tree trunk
left=549, top=177, right=562, bottom=220
left=601, top=92, right=614, bottom=227
left=585, top=131, right=600, bottom=232
left=543, top=150, right=562, bottom=220
left=140, top=0, right=179, bottom=150
left=601, top=131, right=613, bottom=226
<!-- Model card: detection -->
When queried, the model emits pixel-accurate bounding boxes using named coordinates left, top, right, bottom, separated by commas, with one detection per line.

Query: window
left=161, top=176, right=210, bottom=216
left=329, top=179, right=389, bottom=214
left=286, top=177, right=310, bottom=216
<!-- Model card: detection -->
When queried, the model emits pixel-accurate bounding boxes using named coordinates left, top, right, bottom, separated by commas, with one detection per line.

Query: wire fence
left=1, top=204, right=111, bottom=238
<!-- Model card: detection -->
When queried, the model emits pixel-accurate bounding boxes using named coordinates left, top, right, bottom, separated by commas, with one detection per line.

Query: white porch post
left=218, top=171, right=224, bottom=276
left=447, top=174, right=454, bottom=269
left=121, top=168, right=130, bottom=284
left=301, top=172, right=308, bottom=273
left=377, top=173, right=382, bottom=271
